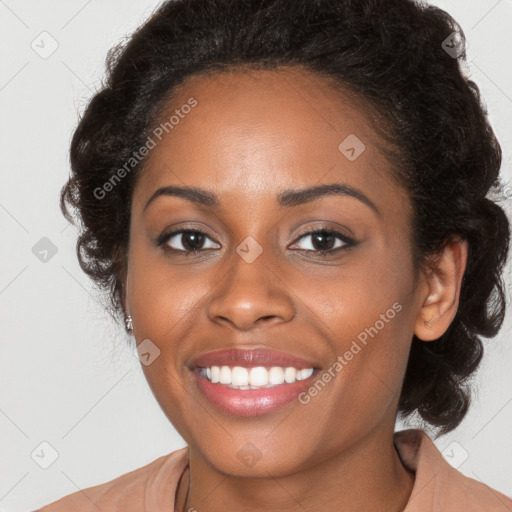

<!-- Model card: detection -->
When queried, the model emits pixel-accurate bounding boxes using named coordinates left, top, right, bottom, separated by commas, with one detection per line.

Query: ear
left=414, top=238, right=468, bottom=342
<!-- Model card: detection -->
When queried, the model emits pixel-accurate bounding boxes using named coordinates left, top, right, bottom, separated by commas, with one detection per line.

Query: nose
left=207, top=247, right=296, bottom=331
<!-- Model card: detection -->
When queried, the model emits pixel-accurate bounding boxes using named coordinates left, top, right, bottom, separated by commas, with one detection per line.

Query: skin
left=122, top=66, right=468, bottom=512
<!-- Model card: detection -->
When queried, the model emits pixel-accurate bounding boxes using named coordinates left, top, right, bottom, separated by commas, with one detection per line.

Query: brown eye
left=291, top=228, right=355, bottom=254
left=158, top=229, right=220, bottom=253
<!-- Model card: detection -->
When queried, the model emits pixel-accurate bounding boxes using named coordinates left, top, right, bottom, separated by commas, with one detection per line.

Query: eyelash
left=156, top=227, right=356, bottom=256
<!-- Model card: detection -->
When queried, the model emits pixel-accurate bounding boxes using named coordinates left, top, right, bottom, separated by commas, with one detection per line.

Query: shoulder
left=395, top=429, right=512, bottom=512
left=35, top=447, right=189, bottom=512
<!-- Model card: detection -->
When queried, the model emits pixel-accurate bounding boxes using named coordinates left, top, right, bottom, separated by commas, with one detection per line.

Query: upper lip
left=191, top=347, right=320, bottom=370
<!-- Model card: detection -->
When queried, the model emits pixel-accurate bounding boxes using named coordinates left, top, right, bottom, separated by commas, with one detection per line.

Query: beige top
left=36, top=429, right=512, bottom=511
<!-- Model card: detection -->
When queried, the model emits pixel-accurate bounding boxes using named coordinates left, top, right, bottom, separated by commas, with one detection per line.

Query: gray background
left=1, top=0, right=511, bottom=510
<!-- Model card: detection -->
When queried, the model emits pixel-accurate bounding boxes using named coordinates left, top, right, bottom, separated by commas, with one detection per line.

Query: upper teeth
left=200, top=365, right=314, bottom=389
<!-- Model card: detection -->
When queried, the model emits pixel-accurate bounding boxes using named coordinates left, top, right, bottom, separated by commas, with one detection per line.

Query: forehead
left=133, top=65, right=405, bottom=213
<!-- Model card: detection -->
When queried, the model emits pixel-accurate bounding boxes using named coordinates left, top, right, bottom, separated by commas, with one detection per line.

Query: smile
left=190, top=347, right=321, bottom=416
left=197, top=365, right=315, bottom=389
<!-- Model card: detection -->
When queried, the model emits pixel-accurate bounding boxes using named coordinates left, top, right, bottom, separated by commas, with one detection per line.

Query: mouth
left=196, top=365, right=315, bottom=389
left=190, top=347, right=321, bottom=416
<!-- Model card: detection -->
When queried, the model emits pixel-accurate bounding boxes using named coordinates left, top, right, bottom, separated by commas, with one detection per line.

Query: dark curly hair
left=61, top=0, right=510, bottom=435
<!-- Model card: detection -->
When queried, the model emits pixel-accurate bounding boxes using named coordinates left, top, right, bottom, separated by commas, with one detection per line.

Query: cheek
left=307, top=245, right=415, bottom=419
left=127, top=241, right=211, bottom=342
left=319, top=301, right=411, bottom=400
left=315, top=233, right=414, bottom=347
left=299, top=304, right=412, bottom=458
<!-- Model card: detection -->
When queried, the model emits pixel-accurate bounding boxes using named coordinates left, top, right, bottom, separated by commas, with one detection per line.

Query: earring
left=125, top=315, right=133, bottom=334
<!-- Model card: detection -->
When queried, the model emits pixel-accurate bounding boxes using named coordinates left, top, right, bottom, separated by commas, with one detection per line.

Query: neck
left=175, top=426, right=415, bottom=512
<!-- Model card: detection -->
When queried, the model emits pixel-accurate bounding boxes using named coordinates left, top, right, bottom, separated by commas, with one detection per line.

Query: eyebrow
left=143, top=183, right=380, bottom=215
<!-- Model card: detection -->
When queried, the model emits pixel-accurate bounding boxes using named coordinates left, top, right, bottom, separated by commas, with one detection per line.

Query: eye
left=157, top=229, right=220, bottom=253
left=290, top=228, right=355, bottom=255
left=156, top=227, right=355, bottom=256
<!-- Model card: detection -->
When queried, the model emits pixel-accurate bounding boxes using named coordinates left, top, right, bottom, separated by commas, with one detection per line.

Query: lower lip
left=193, top=369, right=317, bottom=417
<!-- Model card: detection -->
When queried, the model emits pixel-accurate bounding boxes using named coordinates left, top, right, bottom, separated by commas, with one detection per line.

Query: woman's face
left=125, top=66, right=427, bottom=476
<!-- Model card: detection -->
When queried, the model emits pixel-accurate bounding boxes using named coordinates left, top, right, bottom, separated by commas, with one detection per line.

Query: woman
left=37, top=0, right=512, bottom=510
